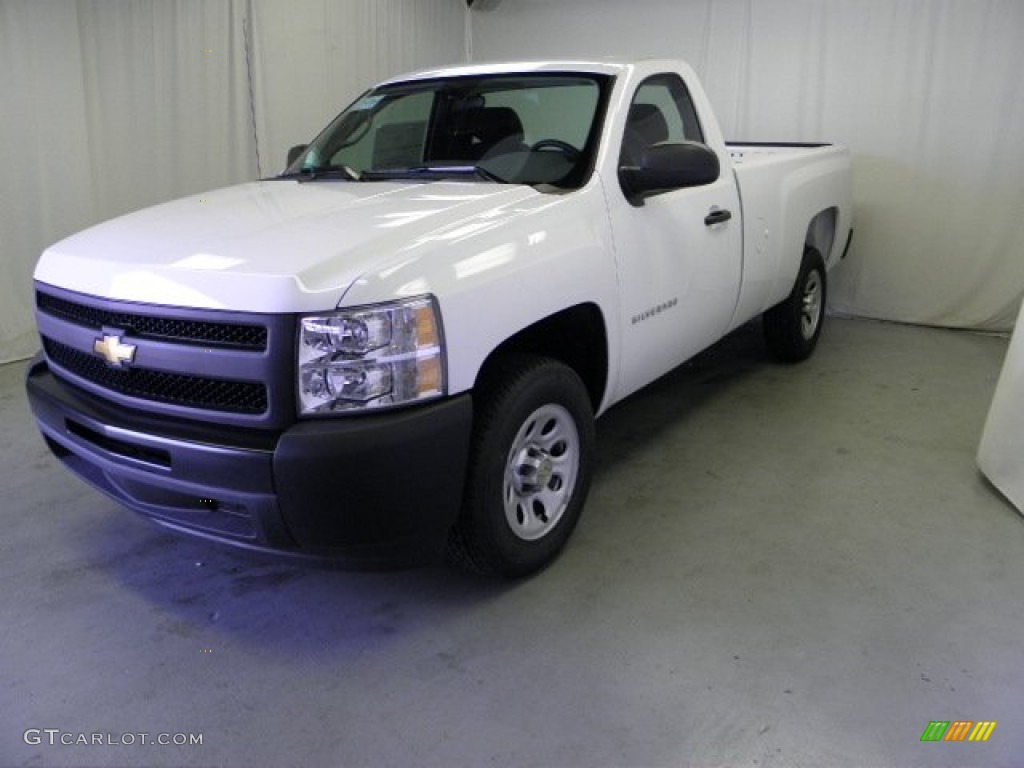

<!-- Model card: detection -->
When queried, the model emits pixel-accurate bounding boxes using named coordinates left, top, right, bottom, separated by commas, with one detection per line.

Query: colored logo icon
left=921, top=721, right=997, bottom=742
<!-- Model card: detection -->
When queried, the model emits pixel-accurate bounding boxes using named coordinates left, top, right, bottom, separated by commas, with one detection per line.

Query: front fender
left=340, top=182, right=621, bottom=401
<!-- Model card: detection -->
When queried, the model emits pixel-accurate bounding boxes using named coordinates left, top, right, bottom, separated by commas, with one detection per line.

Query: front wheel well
left=474, top=303, right=608, bottom=412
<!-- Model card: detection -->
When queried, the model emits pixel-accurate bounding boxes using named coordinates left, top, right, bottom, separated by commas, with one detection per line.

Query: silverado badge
left=93, top=335, right=136, bottom=367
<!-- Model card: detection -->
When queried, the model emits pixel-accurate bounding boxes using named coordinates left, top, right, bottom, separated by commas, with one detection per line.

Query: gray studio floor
left=3, top=316, right=1022, bottom=768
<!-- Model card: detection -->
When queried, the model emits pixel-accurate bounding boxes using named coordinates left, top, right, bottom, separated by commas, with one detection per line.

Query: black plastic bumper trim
left=25, top=353, right=473, bottom=568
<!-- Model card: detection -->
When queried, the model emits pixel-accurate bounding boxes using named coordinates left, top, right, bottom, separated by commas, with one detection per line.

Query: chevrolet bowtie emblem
left=93, top=335, right=137, bottom=367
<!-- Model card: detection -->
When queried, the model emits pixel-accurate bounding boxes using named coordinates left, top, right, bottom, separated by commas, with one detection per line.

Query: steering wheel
left=531, top=139, right=581, bottom=162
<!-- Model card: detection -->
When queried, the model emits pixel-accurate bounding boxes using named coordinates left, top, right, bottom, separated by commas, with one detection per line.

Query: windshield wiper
left=279, top=165, right=362, bottom=182
left=276, top=164, right=509, bottom=184
left=360, top=165, right=507, bottom=183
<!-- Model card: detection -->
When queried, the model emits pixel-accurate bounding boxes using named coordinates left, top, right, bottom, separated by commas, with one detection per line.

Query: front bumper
left=25, top=353, right=473, bottom=568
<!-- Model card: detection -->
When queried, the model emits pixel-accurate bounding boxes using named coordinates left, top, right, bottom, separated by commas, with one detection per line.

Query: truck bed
left=724, top=141, right=853, bottom=325
left=726, top=141, right=832, bottom=166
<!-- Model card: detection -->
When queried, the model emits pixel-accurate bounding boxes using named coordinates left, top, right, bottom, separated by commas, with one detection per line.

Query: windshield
left=282, top=73, right=611, bottom=190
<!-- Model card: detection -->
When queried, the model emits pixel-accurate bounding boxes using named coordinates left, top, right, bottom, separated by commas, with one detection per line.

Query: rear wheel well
left=475, top=304, right=608, bottom=412
left=805, top=206, right=837, bottom=263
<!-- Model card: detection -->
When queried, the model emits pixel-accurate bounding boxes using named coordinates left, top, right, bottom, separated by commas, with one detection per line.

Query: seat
left=621, top=102, right=669, bottom=166
left=463, top=106, right=527, bottom=161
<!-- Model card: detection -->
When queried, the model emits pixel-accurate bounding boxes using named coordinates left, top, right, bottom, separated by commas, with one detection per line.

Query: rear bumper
left=25, top=353, right=473, bottom=568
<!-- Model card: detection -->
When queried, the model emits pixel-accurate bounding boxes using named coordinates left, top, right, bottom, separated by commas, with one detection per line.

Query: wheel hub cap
left=801, top=270, right=823, bottom=339
left=513, top=446, right=555, bottom=495
left=503, top=404, right=580, bottom=541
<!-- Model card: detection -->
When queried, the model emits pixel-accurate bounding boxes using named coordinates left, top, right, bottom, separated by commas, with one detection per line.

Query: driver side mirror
left=619, top=141, right=721, bottom=205
left=287, top=144, right=308, bottom=167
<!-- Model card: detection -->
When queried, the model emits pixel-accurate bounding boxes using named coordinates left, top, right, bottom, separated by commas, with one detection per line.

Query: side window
left=621, top=73, right=704, bottom=166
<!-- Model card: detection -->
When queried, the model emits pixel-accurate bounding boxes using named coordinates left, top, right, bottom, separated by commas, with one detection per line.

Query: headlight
left=298, top=295, right=445, bottom=415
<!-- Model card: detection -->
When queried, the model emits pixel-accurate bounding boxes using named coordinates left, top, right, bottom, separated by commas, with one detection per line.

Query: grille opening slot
left=44, top=338, right=268, bottom=414
left=66, top=419, right=172, bottom=468
left=109, top=478, right=257, bottom=539
left=198, top=498, right=249, bottom=519
left=44, top=435, right=72, bottom=459
left=36, top=291, right=268, bottom=350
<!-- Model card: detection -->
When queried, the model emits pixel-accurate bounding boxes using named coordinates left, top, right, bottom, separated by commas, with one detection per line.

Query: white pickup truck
left=26, top=58, right=852, bottom=576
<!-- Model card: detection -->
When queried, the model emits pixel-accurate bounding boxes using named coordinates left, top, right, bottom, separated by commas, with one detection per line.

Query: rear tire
left=447, top=356, right=595, bottom=577
left=763, top=247, right=827, bottom=362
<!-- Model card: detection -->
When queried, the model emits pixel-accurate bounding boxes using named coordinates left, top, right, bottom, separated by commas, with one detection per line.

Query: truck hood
left=34, top=179, right=539, bottom=313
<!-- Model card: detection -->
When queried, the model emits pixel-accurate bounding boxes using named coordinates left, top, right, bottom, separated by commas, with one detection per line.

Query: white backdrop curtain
left=979, top=300, right=1024, bottom=513
left=1, top=2, right=97, bottom=364
left=0, top=0, right=257, bottom=364
left=249, top=0, right=468, bottom=177
left=3, top=0, right=1021, bottom=366
left=0, top=0, right=466, bottom=365
left=470, top=0, right=1024, bottom=333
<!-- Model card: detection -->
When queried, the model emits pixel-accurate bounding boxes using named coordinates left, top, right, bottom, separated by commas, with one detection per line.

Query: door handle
left=704, top=208, right=732, bottom=226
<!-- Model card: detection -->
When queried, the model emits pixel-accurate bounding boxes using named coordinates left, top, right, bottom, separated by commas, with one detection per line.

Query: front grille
left=44, top=338, right=268, bottom=414
left=37, top=291, right=267, bottom=350
left=35, top=284, right=295, bottom=428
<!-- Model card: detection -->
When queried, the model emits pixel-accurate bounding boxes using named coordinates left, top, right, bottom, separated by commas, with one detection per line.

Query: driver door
left=609, top=73, right=742, bottom=396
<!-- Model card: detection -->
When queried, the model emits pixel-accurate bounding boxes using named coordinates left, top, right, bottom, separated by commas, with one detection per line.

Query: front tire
left=447, top=356, right=595, bottom=577
left=763, top=247, right=827, bottom=362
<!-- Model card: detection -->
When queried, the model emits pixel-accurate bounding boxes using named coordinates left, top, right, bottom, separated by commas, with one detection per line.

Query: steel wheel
left=503, top=404, right=580, bottom=541
left=447, top=355, right=595, bottom=577
left=763, top=247, right=827, bottom=363
left=800, top=269, right=823, bottom=340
